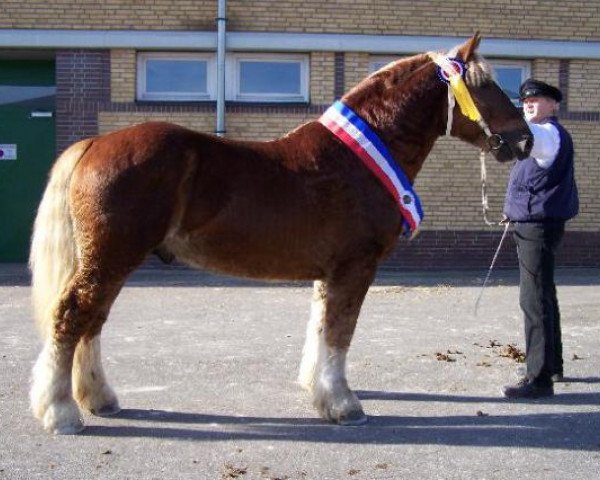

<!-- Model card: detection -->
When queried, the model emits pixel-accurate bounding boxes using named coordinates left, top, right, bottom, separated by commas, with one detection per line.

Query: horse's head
left=436, top=34, right=533, bottom=162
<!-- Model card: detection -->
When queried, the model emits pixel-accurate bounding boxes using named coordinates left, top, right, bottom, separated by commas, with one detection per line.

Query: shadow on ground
left=79, top=389, right=600, bottom=450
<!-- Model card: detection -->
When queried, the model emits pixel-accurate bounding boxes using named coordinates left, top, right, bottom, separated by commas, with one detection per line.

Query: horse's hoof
left=91, top=402, right=121, bottom=417
left=42, top=401, right=85, bottom=435
left=338, top=410, right=368, bottom=426
left=314, top=395, right=367, bottom=426
left=44, top=414, right=85, bottom=435
left=51, top=420, right=86, bottom=435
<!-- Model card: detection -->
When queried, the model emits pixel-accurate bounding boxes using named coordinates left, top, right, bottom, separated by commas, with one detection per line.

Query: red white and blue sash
left=319, top=100, right=424, bottom=236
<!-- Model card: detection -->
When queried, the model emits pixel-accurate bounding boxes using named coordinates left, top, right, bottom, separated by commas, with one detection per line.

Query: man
left=501, top=79, right=579, bottom=399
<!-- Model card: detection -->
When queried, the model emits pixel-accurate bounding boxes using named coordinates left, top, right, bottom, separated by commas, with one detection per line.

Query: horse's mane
left=365, top=50, right=494, bottom=89
left=340, top=49, right=495, bottom=133
left=464, top=52, right=494, bottom=87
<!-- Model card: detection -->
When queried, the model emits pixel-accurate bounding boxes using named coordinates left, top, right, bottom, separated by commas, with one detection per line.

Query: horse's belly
left=163, top=232, right=325, bottom=281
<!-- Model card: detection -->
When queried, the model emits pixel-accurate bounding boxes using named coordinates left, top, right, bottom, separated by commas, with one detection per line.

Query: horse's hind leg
left=299, top=263, right=376, bottom=426
left=73, top=335, right=120, bottom=416
left=30, top=268, right=125, bottom=434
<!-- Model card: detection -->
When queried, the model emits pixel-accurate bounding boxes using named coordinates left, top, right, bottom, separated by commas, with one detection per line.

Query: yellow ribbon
left=429, top=53, right=482, bottom=123
left=449, top=75, right=481, bottom=122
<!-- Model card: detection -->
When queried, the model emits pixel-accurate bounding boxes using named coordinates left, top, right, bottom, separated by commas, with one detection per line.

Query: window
left=491, top=61, right=531, bottom=105
left=136, top=52, right=309, bottom=103
left=137, top=53, right=214, bottom=101
left=229, top=54, right=308, bottom=102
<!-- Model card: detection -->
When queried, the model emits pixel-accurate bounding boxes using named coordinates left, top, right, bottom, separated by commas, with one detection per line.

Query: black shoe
left=502, top=379, right=554, bottom=399
left=551, top=373, right=564, bottom=383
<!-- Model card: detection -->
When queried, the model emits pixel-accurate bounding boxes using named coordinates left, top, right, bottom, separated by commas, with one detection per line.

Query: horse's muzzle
left=514, top=133, right=533, bottom=160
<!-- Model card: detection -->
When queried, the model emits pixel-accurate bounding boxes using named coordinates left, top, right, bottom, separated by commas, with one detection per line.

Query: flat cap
left=519, top=79, right=563, bottom=102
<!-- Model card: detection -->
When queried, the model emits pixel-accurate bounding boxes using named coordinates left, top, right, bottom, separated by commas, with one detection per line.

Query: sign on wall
left=0, top=144, right=17, bottom=160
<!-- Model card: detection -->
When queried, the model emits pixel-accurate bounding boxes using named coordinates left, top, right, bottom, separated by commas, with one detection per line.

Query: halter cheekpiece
left=429, top=52, right=506, bottom=151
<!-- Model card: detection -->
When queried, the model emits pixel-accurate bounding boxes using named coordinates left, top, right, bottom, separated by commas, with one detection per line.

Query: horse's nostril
left=517, top=138, right=529, bottom=153
left=516, top=134, right=533, bottom=159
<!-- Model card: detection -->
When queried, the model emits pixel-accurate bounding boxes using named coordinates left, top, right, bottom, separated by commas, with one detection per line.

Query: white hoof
left=91, top=401, right=121, bottom=417
left=76, top=385, right=121, bottom=417
left=42, top=401, right=85, bottom=435
left=313, top=383, right=367, bottom=426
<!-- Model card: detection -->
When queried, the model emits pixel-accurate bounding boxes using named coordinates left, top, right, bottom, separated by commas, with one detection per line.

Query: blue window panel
left=146, top=60, right=207, bottom=94
left=495, top=67, right=524, bottom=104
left=239, top=61, right=301, bottom=95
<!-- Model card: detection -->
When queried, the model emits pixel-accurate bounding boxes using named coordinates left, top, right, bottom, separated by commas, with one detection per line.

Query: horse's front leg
left=299, top=264, right=375, bottom=426
left=298, top=280, right=327, bottom=391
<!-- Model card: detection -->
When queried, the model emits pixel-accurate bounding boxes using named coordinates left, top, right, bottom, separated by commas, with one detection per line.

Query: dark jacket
left=504, top=117, right=579, bottom=222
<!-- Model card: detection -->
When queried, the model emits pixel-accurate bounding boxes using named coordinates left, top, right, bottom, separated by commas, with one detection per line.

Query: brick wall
left=56, top=50, right=110, bottom=153
left=24, top=0, right=598, bottom=268
left=3, top=1, right=599, bottom=40
left=310, top=52, right=335, bottom=105
left=384, top=230, right=600, bottom=269
left=110, top=49, right=136, bottom=103
left=98, top=108, right=318, bottom=140
left=568, top=60, right=600, bottom=112
left=344, top=52, right=369, bottom=93
left=532, top=59, right=560, bottom=87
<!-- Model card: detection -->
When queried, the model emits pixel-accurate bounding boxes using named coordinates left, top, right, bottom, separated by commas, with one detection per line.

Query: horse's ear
left=457, top=32, right=482, bottom=62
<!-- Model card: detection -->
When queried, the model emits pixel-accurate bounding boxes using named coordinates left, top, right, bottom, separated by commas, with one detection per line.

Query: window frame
left=136, top=52, right=215, bottom=102
left=489, top=60, right=531, bottom=106
left=227, top=53, right=309, bottom=103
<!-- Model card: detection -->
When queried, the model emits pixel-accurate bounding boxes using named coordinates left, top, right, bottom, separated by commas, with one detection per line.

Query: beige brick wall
left=415, top=138, right=512, bottom=231
left=568, top=60, right=600, bottom=112
left=0, top=1, right=216, bottom=30
left=98, top=111, right=316, bottom=142
left=564, top=121, right=600, bottom=231
left=532, top=59, right=560, bottom=87
left=99, top=112, right=215, bottom=136
left=310, top=52, right=335, bottom=105
left=2, top=1, right=599, bottom=41
left=344, top=52, right=369, bottom=93
left=110, top=49, right=136, bottom=102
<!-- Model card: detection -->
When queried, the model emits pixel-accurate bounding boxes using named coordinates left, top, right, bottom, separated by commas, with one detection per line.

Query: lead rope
left=474, top=220, right=510, bottom=315
left=480, top=150, right=495, bottom=226
left=474, top=150, right=510, bottom=315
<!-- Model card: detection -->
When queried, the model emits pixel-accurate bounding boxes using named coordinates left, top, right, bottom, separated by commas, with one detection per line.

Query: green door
left=0, top=60, right=56, bottom=262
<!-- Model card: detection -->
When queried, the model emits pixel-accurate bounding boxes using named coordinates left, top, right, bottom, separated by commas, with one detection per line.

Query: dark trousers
left=513, top=221, right=565, bottom=385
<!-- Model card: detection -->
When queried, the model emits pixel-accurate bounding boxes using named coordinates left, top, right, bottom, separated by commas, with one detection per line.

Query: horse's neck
left=342, top=60, right=445, bottom=183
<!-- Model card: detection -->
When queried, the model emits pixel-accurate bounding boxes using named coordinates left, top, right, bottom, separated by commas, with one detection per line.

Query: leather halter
left=428, top=53, right=505, bottom=152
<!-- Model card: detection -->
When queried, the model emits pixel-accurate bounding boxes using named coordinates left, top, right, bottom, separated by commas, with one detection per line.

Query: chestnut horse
left=29, top=34, right=532, bottom=433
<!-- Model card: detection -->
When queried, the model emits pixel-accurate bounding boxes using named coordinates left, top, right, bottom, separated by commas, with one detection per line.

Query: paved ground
left=0, top=263, right=599, bottom=479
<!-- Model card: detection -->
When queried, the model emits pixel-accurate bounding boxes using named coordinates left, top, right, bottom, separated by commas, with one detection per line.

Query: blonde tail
left=29, top=139, right=93, bottom=339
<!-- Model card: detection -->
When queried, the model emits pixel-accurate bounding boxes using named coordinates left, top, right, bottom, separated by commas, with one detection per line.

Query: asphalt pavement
left=0, top=263, right=599, bottom=479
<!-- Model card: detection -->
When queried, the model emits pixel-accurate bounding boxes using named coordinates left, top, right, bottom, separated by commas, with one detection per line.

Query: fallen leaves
left=499, top=344, right=526, bottom=363
left=435, top=352, right=456, bottom=362
left=222, top=464, right=247, bottom=479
